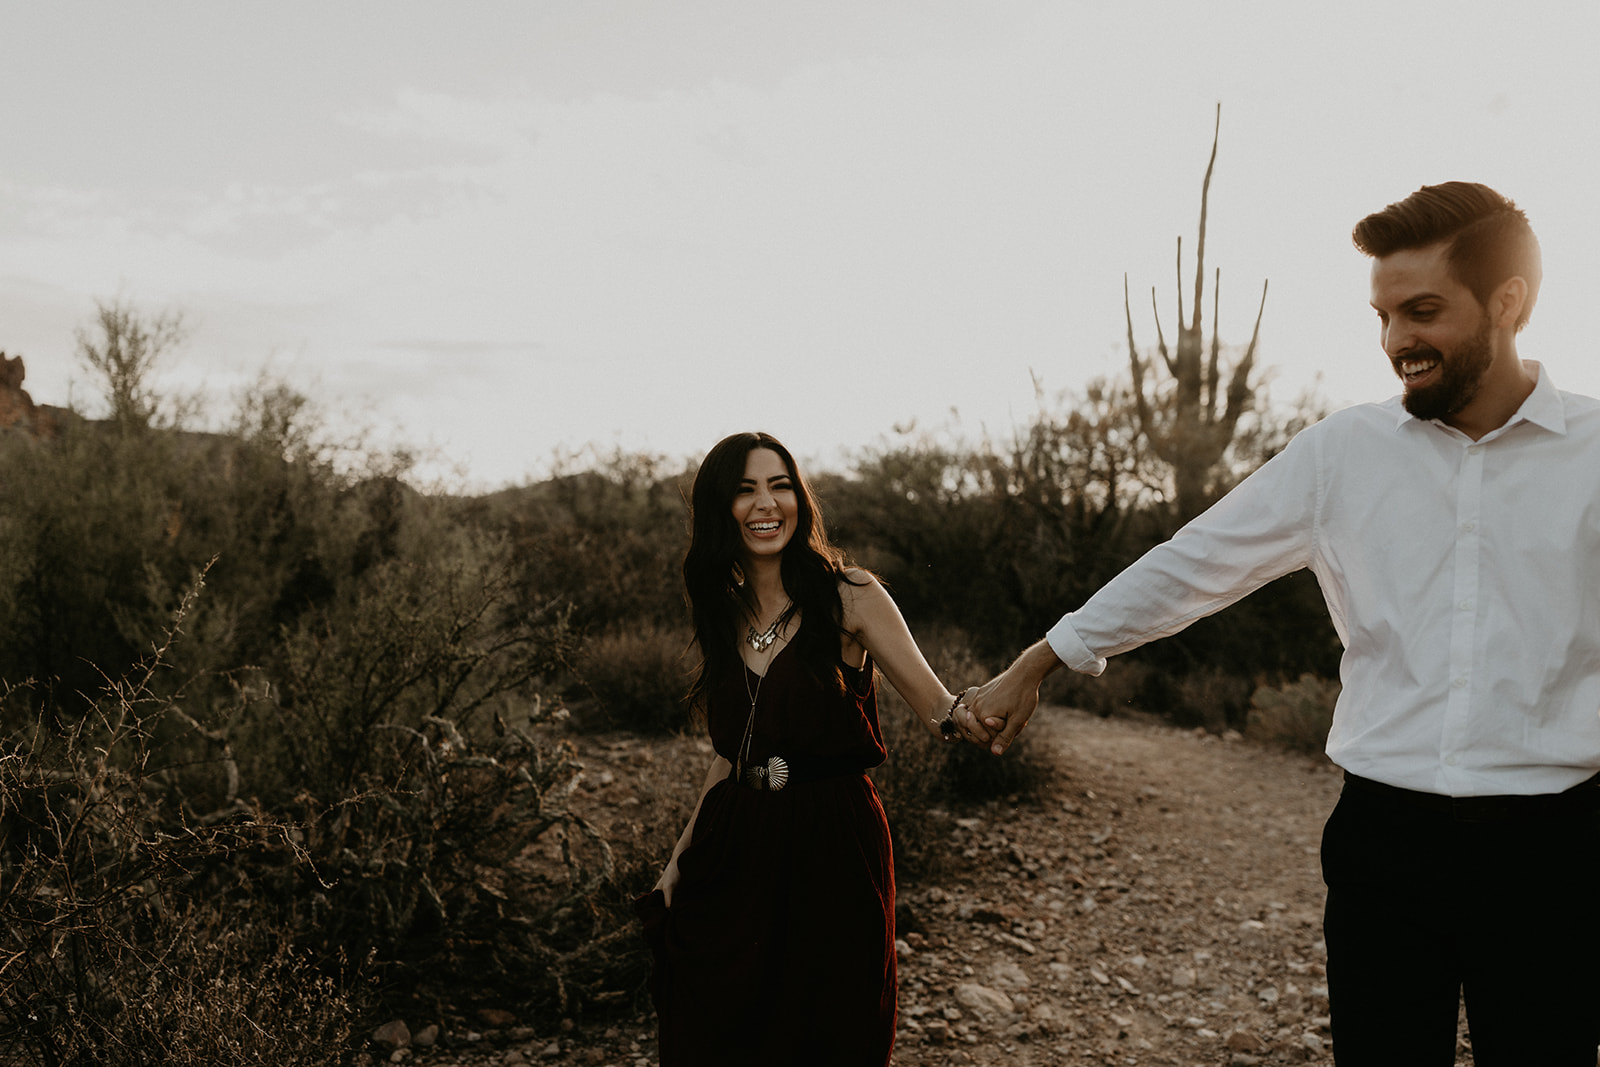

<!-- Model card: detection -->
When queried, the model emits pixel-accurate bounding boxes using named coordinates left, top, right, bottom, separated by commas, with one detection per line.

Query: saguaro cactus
left=1124, top=104, right=1268, bottom=523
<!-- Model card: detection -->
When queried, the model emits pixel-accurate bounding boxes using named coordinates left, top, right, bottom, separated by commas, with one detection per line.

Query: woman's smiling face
left=731, top=447, right=797, bottom=561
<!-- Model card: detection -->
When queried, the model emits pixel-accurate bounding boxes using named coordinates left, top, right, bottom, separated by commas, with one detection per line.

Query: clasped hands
left=945, top=640, right=1059, bottom=756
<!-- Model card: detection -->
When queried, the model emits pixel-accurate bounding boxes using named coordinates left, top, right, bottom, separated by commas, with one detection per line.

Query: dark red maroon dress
left=637, top=642, right=896, bottom=1066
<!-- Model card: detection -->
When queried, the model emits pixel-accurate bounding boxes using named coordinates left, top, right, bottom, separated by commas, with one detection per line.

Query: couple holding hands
left=637, top=182, right=1600, bottom=1067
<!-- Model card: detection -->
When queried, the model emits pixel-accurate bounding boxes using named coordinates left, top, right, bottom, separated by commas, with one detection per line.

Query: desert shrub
left=1163, top=666, right=1258, bottom=733
left=489, top=450, right=693, bottom=637
left=870, top=628, right=1054, bottom=875
left=569, top=624, right=694, bottom=734
left=271, top=705, right=621, bottom=1019
left=0, top=378, right=411, bottom=715
left=0, top=580, right=358, bottom=1067
left=1247, top=672, right=1340, bottom=755
left=1041, top=658, right=1159, bottom=719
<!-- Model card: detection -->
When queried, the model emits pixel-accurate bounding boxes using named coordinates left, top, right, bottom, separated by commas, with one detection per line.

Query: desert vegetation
left=2, top=128, right=1347, bottom=1061
left=0, top=295, right=1341, bottom=1064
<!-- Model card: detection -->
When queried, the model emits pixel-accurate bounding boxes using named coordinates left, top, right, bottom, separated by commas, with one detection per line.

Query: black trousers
left=1320, top=775, right=1600, bottom=1066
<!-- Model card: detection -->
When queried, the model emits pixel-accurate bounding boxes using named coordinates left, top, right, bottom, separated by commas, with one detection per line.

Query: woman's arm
left=839, top=569, right=962, bottom=740
left=653, top=752, right=732, bottom=906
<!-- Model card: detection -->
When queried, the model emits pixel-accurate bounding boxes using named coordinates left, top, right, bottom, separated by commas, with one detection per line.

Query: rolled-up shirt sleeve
left=1046, top=429, right=1323, bottom=674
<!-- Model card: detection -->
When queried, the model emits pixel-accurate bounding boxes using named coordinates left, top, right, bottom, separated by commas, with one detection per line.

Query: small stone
left=987, top=959, right=1031, bottom=990
left=1301, top=1032, right=1325, bottom=1051
left=372, top=1021, right=411, bottom=1050
left=1077, top=895, right=1098, bottom=914
left=895, top=938, right=914, bottom=958
left=502, top=1051, right=527, bottom=1065
left=1171, top=966, right=1197, bottom=988
left=388, top=1052, right=410, bottom=1065
left=1225, top=1029, right=1266, bottom=1052
left=411, top=1025, right=439, bottom=1048
left=1088, top=967, right=1111, bottom=985
left=1258, top=986, right=1280, bottom=1005
left=477, top=1008, right=517, bottom=1028
left=954, top=982, right=1015, bottom=1021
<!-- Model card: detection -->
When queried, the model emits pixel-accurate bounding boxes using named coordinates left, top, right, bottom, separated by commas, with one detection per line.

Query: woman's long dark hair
left=682, top=432, right=862, bottom=713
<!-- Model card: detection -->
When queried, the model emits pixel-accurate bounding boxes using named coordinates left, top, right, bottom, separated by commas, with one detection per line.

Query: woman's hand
left=655, top=859, right=682, bottom=907
left=961, top=640, right=1061, bottom=755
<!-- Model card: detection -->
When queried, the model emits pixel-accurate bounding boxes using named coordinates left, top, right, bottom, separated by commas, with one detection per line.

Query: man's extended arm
left=958, top=423, right=1325, bottom=754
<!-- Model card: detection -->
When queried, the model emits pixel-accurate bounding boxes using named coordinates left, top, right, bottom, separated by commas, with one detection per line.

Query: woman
left=636, top=431, right=979, bottom=1066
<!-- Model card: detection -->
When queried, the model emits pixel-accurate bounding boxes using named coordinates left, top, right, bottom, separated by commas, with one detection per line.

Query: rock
left=1171, top=966, right=1197, bottom=988
left=954, top=983, right=1015, bottom=1022
left=895, top=938, right=914, bottom=958
left=502, top=1051, right=527, bottom=1065
left=994, top=932, right=1037, bottom=954
left=411, top=1025, right=439, bottom=1048
left=1301, top=1032, right=1325, bottom=1051
left=477, top=1008, right=517, bottom=1028
left=1077, top=895, right=1098, bottom=914
left=1225, top=1030, right=1266, bottom=1052
left=1237, top=919, right=1270, bottom=948
left=372, top=1021, right=410, bottom=1049
left=1088, top=966, right=1111, bottom=985
left=987, top=959, right=1031, bottom=990
left=1258, top=985, right=1280, bottom=1005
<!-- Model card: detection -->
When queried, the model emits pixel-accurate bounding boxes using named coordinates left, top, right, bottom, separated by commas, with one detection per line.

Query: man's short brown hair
left=1353, top=182, right=1542, bottom=330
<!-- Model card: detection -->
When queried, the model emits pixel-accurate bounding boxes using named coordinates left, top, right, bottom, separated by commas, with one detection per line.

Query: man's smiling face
left=1370, top=241, right=1497, bottom=423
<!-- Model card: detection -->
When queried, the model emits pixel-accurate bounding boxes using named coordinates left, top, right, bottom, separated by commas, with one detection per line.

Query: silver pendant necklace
left=746, top=599, right=792, bottom=652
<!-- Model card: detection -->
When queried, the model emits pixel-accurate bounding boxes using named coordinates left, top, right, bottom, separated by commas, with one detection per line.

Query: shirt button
left=1445, top=754, right=1460, bottom=767
left=1460, top=521, right=1476, bottom=533
left=1468, top=445, right=1483, bottom=455
left=1452, top=677, right=1468, bottom=689
left=1458, top=599, right=1472, bottom=611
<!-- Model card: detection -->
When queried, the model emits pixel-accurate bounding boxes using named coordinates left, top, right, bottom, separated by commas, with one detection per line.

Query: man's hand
left=956, top=640, right=1061, bottom=755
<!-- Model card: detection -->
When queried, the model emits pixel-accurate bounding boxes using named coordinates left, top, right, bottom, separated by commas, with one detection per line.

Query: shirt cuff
left=1046, top=615, right=1107, bottom=676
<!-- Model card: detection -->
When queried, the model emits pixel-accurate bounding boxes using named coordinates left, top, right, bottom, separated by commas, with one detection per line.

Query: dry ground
left=372, top=705, right=1483, bottom=1067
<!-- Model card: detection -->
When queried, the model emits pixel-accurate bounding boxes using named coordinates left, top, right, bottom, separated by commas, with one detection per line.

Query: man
left=958, top=182, right=1600, bottom=1065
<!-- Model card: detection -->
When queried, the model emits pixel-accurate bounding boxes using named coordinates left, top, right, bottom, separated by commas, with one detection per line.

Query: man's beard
left=1397, top=315, right=1495, bottom=422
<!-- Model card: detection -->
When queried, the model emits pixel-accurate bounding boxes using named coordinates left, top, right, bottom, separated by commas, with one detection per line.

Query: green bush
left=1247, top=672, right=1340, bottom=755
left=568, top=624, right=694, bottom=734
left=0, top=580, right=357, bottom=1067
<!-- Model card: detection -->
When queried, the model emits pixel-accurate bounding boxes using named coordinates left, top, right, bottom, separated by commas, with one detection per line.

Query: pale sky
left=3, top=1, right=1596, bottom=489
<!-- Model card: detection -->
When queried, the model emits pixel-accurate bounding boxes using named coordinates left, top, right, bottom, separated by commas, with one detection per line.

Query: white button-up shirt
left=1046, top=362, right=1600, bottom=796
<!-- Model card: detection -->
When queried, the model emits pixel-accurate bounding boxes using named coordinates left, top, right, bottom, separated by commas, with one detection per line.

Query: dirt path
left=386, top=706, right=1481, bottom=1066
left=889, top=704, right=1345, bottom=1067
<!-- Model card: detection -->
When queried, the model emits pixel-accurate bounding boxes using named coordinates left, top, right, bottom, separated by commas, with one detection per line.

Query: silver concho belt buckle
left=741, top=755, right=790, bottom=791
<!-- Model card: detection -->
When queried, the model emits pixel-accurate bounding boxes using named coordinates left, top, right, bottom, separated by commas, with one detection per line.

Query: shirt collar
left=1389, top=359, right=1567, bottom=437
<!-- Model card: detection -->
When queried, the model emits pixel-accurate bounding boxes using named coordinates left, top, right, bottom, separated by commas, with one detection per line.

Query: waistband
left=730, top=754, right=868, bottom=792
left=1341, top=770, right=1600, bottom=823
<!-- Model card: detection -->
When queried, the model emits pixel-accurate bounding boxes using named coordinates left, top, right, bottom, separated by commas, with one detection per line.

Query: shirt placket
left=1439, top=440, right=1485, bottom=791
